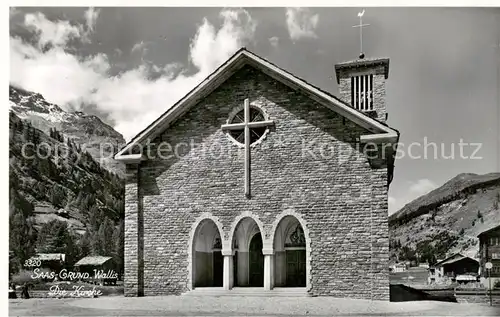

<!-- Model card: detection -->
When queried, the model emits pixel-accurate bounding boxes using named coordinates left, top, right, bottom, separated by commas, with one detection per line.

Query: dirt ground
left=8, top=295, right=500, bottom=316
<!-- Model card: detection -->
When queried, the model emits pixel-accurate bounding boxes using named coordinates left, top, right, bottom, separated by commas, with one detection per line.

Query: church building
left=115, top=48, right=399, bottom=300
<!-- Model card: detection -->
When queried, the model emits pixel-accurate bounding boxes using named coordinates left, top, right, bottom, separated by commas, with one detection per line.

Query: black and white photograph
left=6, top=4, right=500, bottom=316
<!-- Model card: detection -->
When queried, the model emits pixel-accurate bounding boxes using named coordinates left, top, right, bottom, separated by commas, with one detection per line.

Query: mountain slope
left=389, top=173, right=500, bottom=262
left=9, top=90, right=125, bottom=274
left=9, top=85, right=125, bottom=177
left=9, top=111, right=125, bottom=224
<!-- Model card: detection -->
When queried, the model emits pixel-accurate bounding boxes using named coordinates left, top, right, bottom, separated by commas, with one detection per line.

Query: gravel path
left=9, top=296, right=500, bottom=316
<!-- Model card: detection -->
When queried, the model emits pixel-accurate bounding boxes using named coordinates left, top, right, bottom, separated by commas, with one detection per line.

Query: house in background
left=390, top=263, right=407, bottom=273
left=74, top=256, right=117, bottom=285
left=418, top=263, right=430, bottom=269
left=27, top=253, right=65, bottom=273
left=427, top=253, right=479, bottom=285
left=478, top=224, right=500, bottom=288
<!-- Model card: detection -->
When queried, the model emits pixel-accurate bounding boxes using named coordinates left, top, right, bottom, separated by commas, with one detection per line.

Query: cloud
left=269, top=36, right=279, bottom=48
left=409, top=179, right=437, bottom=197
left=24, top=12, right=82, bottom=49
left=10, top=8, right=257, bottom=141
left=10, top=7, right=19, bottom=18
left=389, top=178, right=438, bottom=214
left=84, top=7, right=99, bottom=33
left=131, top=40, right=147, bottom=53
left=189, top=9, right=256, bottom=74
left=285, top=7, right=319, bottom=42
left=22, top=9, right=100, bottom=49
left=388, top=196, right=398, bottom=214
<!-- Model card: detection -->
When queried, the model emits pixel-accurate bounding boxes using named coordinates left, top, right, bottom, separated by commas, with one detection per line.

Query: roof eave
left=477, top=224, right=500, bottom=237
left=334, top=58, right=390, bottom=84
left=359, top=132, right=398, bottom=144
left=114, top=153, right=143, bottom=164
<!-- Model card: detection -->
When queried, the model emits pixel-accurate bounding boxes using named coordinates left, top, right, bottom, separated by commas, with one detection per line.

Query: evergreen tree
left=9, top=191, right=37, bottom=273
left=65, top=228, right=81, bottom=266
left=36, top=221, right=65, bottom=252
left=17, top=119, right=23, bottom=132
left=10, top=188, right=34, bottom=218
left=49, top=185, right=66, bottom=208
left=79, top=230, right=92, bottom=257
left=9, top=169, right=19, bottom=190
left=97, top=217, right=115, bottom=255
left=398, top=245, right=417, bottom=263
left=38, top=158, right=50, bottom=175
left=89, top=230, right=102, bottom=256
left=22, top=125, right=30, bottom=142
left=112, top=219, right=124, bottom=278
left=33, top=129, right=40, bottom=145
left=36, top=220, right=80, bottom=265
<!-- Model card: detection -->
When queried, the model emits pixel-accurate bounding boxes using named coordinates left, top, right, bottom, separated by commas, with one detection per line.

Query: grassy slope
left=389, top=173, right=500, bottom=260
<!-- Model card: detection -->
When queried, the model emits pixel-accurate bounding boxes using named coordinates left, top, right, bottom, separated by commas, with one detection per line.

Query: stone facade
left=124, top=63, right=391, bottom=300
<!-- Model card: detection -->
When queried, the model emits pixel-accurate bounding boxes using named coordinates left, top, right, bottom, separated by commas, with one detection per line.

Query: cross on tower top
left=352, top=9, right=370, bottom=59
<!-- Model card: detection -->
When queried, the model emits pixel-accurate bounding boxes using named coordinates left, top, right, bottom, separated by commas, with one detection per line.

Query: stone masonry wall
left=124, top=165, right=140, bottom=296
left=124, top=64, right=390, bottom=300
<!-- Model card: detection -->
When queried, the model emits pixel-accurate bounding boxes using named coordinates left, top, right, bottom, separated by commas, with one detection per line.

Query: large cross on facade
left=221, top=98, right=274, bottom=198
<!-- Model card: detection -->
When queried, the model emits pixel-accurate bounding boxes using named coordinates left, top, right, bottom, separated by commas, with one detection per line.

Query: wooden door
left=286, top=249, right=306, bottom=287
left=213, top=251, right=223, bottom=287
left=249, top=233, right=264, bottom=287
left=233, top=251, right=238, bottom=286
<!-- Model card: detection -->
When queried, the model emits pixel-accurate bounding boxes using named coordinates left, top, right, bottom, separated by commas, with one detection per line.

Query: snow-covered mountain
left=9, top=85, right=125, bottom=177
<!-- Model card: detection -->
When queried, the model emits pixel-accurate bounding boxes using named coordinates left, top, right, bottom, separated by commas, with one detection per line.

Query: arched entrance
left=231, top=217, right=264, bottom=287
left=273, top=216, right=306, bottom=287
left=192, top=219, right=223, bottom=287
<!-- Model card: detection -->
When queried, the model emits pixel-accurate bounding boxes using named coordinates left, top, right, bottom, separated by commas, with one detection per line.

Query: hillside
left=9, top=85, right=125, bottom=177
left=389, top=173, right=500, bottom=263
left=9, top=100, right=125, bottom=275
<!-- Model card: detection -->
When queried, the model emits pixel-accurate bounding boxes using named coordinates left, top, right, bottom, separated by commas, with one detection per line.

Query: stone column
left=263, top=248, right=274, bottom=290
left=124, top=165, right=142, bottom=296
left=222, top=250, right=234, bottom=290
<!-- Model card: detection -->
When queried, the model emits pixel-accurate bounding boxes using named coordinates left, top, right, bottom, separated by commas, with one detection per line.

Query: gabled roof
left=477, top=224, right=500, bottom=238
left=115, top=47, right=399, bottom=162
left=334, top=57, right=390, bottom=83
left=30, top=253, right=66, bottom=262
left=74, top=256, right=112, bottom=266
left=434, top=253, right=478, bottom=267
left=434, top=253, right=463, bottom=267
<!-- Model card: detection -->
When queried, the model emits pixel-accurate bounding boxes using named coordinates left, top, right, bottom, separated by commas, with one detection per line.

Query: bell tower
left=334, top=9, right=390, bottom=123
left=335, top=58, right=390, bottom=122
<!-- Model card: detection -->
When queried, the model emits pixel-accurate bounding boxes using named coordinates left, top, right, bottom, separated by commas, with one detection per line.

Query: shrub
left=11, top=269, right=36, bottom=285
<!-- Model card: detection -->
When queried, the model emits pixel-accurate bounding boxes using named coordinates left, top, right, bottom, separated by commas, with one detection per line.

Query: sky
left=9, top=7, right=500, bottom=214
